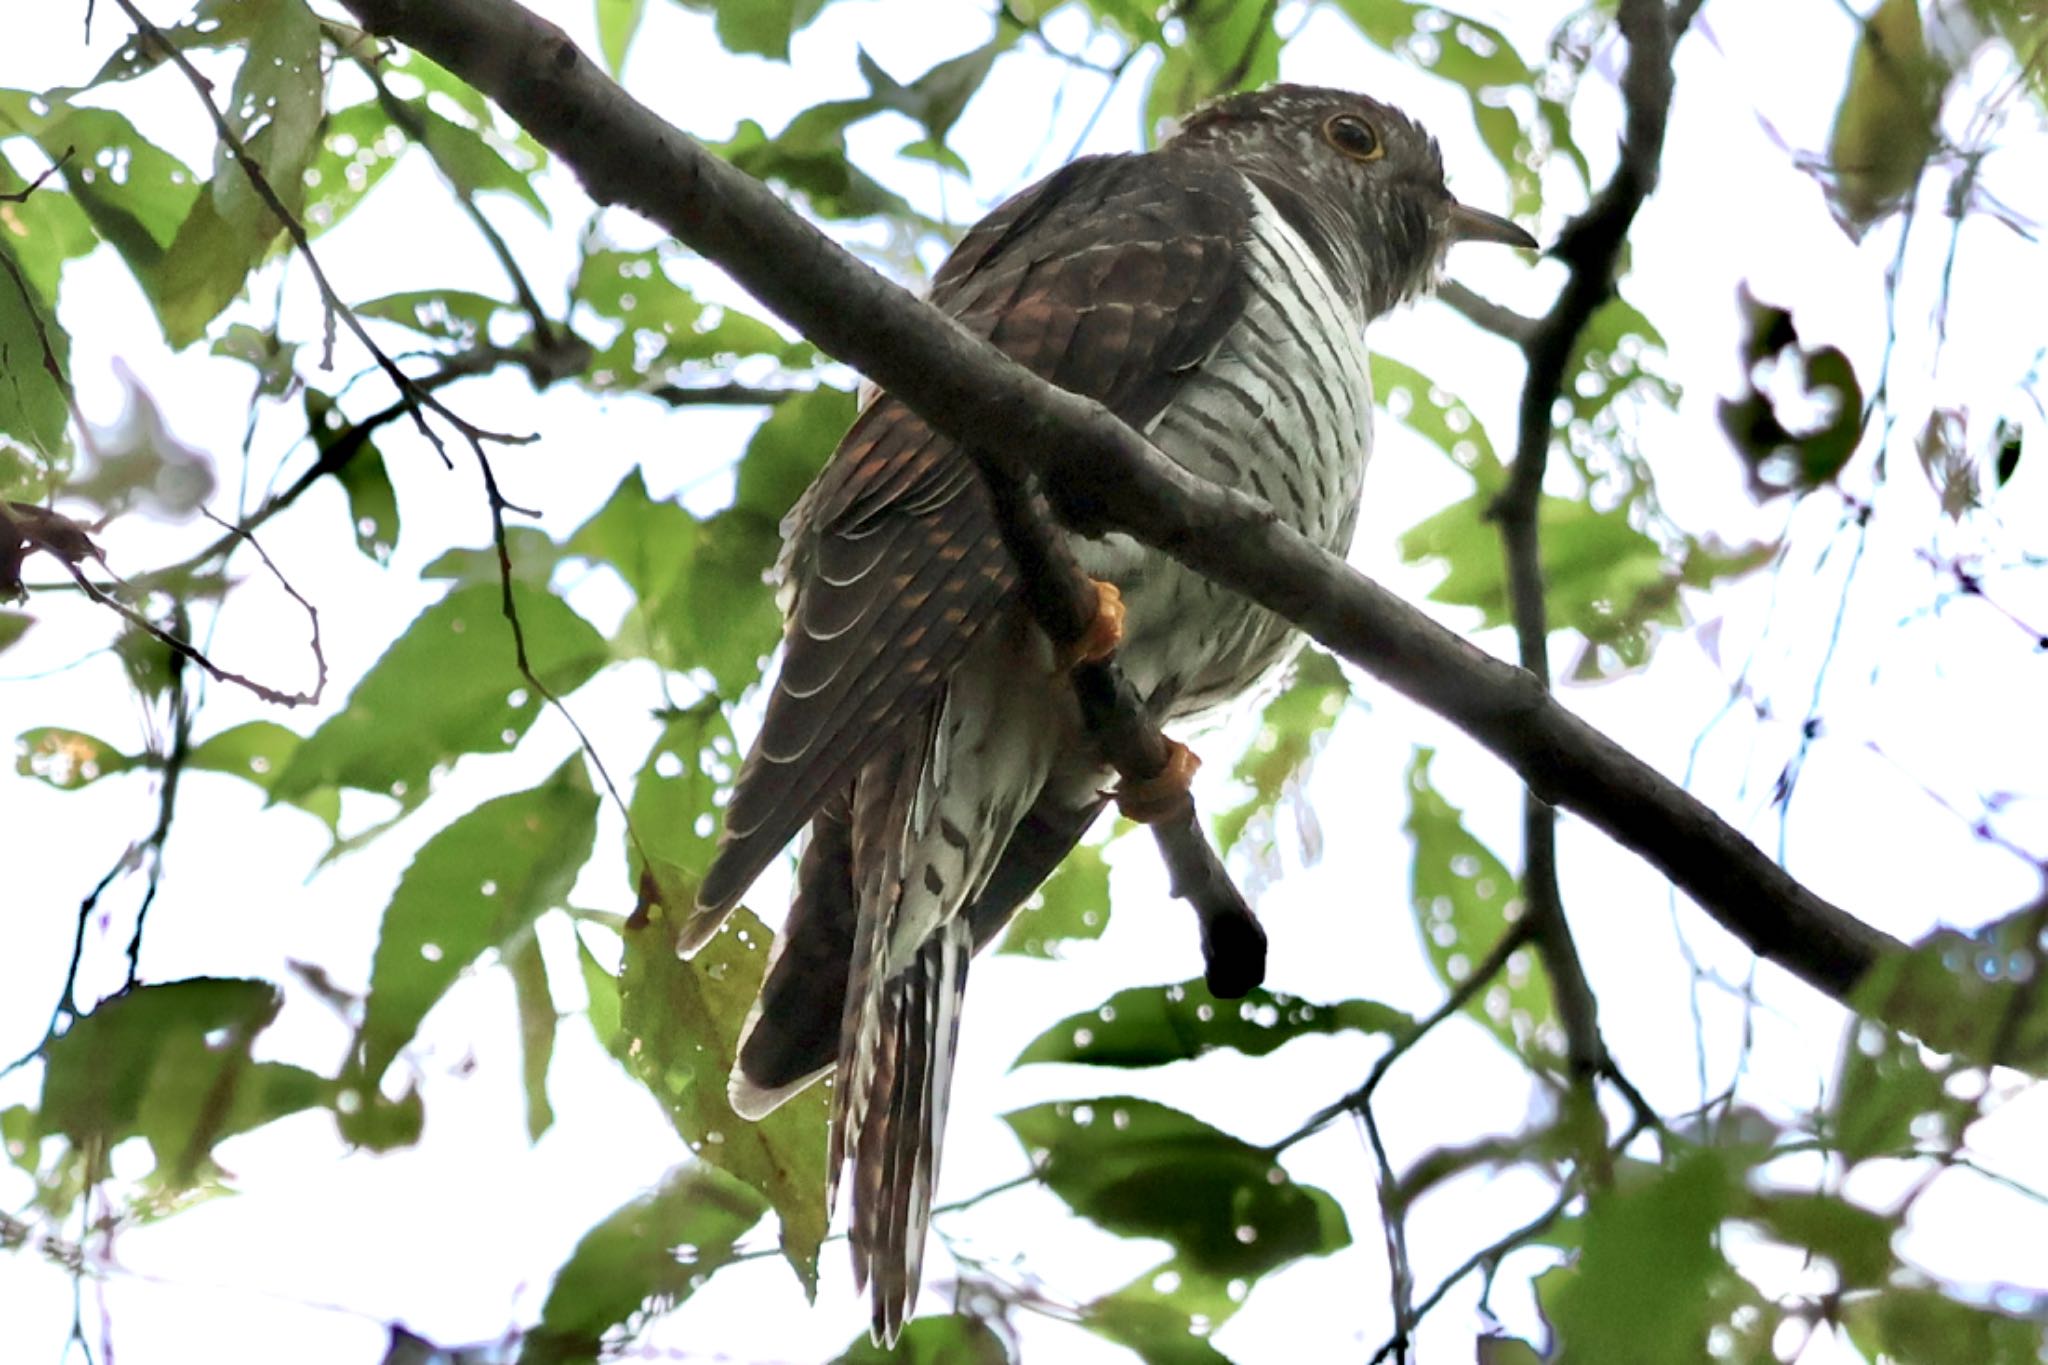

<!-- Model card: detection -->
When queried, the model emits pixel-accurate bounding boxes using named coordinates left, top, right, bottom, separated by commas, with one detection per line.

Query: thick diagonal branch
left=334, top=0, right=1906, bottom=1021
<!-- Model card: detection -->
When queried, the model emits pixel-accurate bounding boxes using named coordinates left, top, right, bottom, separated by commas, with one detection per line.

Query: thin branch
left=1436, top=280, right=1538, bottom=344
left=1489, top=0, right=1686, bottom=1087
left=334, top=0, right=1933, bottom=1040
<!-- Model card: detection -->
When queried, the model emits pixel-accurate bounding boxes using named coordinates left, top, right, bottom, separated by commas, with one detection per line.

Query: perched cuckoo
left=684, top=83, right=1535, bottom=1342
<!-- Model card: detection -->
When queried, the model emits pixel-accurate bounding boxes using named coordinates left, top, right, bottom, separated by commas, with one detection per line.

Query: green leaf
left=303, top=101, right=410, bottom=236
left=1083, top=1259, right=1241, bottom=1365
left=356, top=288, right=510, bottom=345
left=566, top=466, right=784, bottom=693
left=414, top=105, right=550, bottom=222
left=1014, top=977, right=1411, bottom=1069
left=1546, top=1149, right=1736, bottom=1363
left=1718, top=285, right=1867, bottom=500
left=1373, top=354, right=1505, bottom=489
left=1843, top=1282, right=2048, bottom=1364
left=420, top=528, right=562, bottom=587
left=522, top=1162, right=768, bottom=1364
left=1144, top=0, right=1280, bottom=130
left=0, top=237, right=74, bottom=461
left=1402, top=748, right=1555, bottom=1062
left=733, top=384, right=848, bottom=519
left=0, top=97, right=198, bottom=263
left=1332, top=2, right=1548, bottom=218
left=1851, top=905, right=2048, bottom=1074
left=0, top=150, right=98, bottom=304
left=1749, top=1191, right=1895, bottom=1290
left=1214, top=650, right=1348, bottom=857
left=617, top=896, right=829, bottom=1295
left=574, top=246, right=803, bottom=386
left=38, top=978, right=326, bottom=1183
left=270, top=582, right=608, bottom=808
left=15, top=727, right=137, bottom=789
left=336, top=434, right=400, bottom=564
left=208, top=0, right=323, bottom=237
left=714, top=116, right=927, bottom=223
left=0, top=609, right=33, bottom=656
left=508, top=933, right=557, bottom=1142
left=82, top=0, right=277, bottom=86
left=687, top=0, right=830, bottom=61
left=358, top=758, right=599, bottom=1084
left=627, top=702, right=741, bottom=891
left=185, top=719, right=339, bottom=828
left=1004, top=1096, right=1350, bottom=1278
left=577, top=927, right=623, bottom=1051
left=595, top=0, right=650, bottom=75
left=830, top=1314, right=1011, bottom=1364
left=1400, top=491, right=1674, bottom=673
left=211, top=322, right=300, bottom=396
left=1828, top=1021, right=1954, bottom=1165
left=1829, top=0, right=1949, bottom=235
left=999, top=838, right=1111, bottom=958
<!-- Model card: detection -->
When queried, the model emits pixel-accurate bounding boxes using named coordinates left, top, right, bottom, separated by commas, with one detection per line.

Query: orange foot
left=1115, top=740, right=1201, bottom=823
left=1058, top=579, right=1125, bottom=671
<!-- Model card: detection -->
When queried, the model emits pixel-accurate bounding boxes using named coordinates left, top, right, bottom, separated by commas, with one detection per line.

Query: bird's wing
left=689, top=150, right=1254, bottom=931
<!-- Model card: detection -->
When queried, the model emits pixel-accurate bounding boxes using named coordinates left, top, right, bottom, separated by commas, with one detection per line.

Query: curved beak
left=1446, top=199, right=1538, bottom=250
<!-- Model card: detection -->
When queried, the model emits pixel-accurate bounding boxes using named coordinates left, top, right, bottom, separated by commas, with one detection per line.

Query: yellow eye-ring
left=1323, top=113, right=1383, bottom=162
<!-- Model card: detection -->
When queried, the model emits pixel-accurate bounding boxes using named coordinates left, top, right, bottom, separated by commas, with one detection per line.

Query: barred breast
left=1081, top=179, right=1374, bottom=724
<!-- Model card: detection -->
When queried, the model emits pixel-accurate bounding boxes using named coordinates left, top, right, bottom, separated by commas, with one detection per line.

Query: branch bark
left=334, top=0, right=1904, bottom=1010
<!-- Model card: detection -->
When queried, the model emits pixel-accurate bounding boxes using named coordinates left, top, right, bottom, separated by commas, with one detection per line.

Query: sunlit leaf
left=1843, top=1281, right=2048, bottom=1363
left=1829, top=0, right=1948, bottom=236
left=616, top=896, right=829, bottom=1295
left=1013, top=976, right=1411, bottom=1068
left=523, top=1163, right=768, bottom=1364
left=1546, top=1149, right=1736, bottom=1361
left=356, top=288, right=511, bottom=346
left=1750, top=1191, right=1895, bottom=1290
left=270, top=582, right=607, bottom=809
left=357, top=757, right=596, bottom=1084
left=1373, top=353, right=1504, bottom=489
left=0, top=149, right=98, bottom=304
left=595, top=0, right=650, bottom=76
left=15, top=726, right=137, bottom=789
left=508, top=933, right=557, bottom=1142
left=0, top=235, right=75, bottom=461
left=1214, top=650, right=1348, bottom=857
left=1082, top=1259, right=1239, bottom=1364
left=1005, top=1096, right=1350, bottom=1277
left=1403, top=747, right=1555, bottom=1063
left=38, top=978, right=327, bottom=1185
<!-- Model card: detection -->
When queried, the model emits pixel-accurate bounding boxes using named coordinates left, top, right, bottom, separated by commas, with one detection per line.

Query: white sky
left=4, top=1, right=2048, bottom=1362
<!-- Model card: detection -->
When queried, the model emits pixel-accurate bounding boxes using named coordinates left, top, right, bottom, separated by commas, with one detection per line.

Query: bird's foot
left=1114, top=740, right=1201, bottom=823
left=1058, top=579, right=1124, bottom=671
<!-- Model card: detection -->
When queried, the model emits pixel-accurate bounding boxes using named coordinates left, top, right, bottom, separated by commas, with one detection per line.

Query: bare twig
left=1436, top=280, right=1538, bottom=344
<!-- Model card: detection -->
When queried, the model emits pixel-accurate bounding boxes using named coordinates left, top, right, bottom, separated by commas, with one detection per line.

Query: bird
left=680, top=82, right=1536, bottom=1343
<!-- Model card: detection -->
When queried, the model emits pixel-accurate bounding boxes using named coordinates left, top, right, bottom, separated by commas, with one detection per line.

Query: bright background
left=4, top=1, right=2048, bottom=1361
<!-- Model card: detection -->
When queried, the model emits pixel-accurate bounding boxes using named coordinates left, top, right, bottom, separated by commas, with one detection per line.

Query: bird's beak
left=1445, top=199, right=1538, bottom=250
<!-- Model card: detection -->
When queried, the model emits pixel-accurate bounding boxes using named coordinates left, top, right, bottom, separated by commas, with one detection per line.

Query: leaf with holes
left=524, top=1162, right=767, bottom=1363
left=1005, top=1097, right=1349, bottom=1279
left=15, top=727, right=137, bottom=789
left=1843, top=1282, right=2048, bottom=1364
left=616, top=895, right=829, bottom=1295
left=270, top=582, right=607, bottom=809
left=1402, top=748, right=1554, bottom=1062
left=1373, top=354, right=1504, bottom=489
left=1014, top=977, right=1411, bottom=1069
left=1083, top=1259, right=1240, bottom=1365
left=0, top=236, right=75, bottom=462
left=187, top=719, right=339, bottom=828
left=357, top=758, right=597, bottom=1085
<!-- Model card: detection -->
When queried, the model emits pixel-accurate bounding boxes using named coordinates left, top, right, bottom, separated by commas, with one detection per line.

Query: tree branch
left=1491, top=0, right=1683, bottom=1087
left=333, top=0, right=1908, bottom=1021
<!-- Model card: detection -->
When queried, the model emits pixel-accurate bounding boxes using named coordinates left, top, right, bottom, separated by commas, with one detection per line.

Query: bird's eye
left=1322, top=113, right=1383, bottom=162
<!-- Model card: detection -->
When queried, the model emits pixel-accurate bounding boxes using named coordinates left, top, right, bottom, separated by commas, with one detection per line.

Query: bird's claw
left=1058, top=579, right=1125, bottom=671
left=1114, top=740, right=1200, bottom=823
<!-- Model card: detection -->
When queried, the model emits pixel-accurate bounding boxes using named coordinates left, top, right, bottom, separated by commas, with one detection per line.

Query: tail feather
left=730, top=790, right=858, bottom=1118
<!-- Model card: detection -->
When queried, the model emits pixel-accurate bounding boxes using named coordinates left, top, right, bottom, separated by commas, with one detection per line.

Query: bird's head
left=1170, top=83, right=1536, bottom=317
